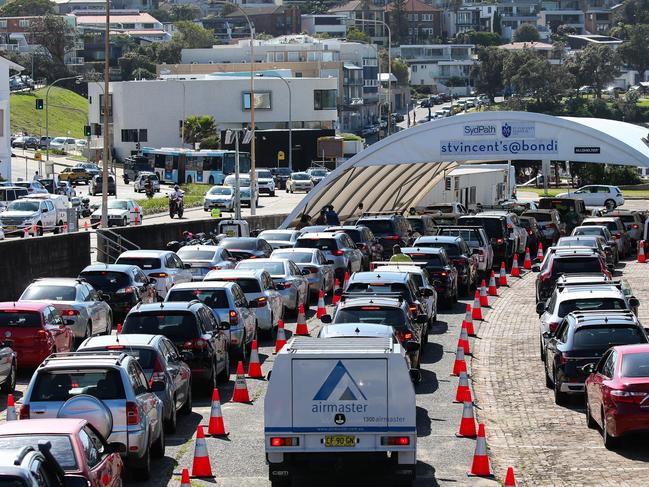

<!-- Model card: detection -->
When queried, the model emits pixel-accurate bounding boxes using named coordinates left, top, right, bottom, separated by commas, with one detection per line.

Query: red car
left=0, top=418, right=123, bottom=487
left=0, top=302, right=74, bottom=367
left=585, top=344, right=649, bottom=449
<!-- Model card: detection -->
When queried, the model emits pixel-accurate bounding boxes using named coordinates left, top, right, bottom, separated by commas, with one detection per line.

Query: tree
left=514, top=23, right=540, bottom=42
left=171, top=4, right=200, bottom=21
left=473, top=46, right=507, bottom=101
left=346, top=26, right=370, bottom=44
left=620, top=0, right=649, bottom=25
left=493, top=11, right=502, bottom=35
left=565, top=44, right=621, bottom=97
left=183, top=115, right=217, bottom=146
left=299, top=0, right=328, bottom=14
left=199, top=135, right=221, bottom=150
left=455, top=30, right=501, bottom=46
left=618, top=24, right=649, bottom=82
left=173, top=21, right=215, bottom=49
left=0, top=0, right=53, bottom=16
left=388, top=0, right=409, bottom=44
left=391, top=57, right=409, bottom=85
left=29, top=15, right=74, bottom=64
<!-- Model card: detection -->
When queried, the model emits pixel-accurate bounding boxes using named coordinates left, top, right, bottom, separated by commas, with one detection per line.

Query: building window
left=121, top=129, right=147, bottom=142
left=412, top=65, right=417, bottom=72
left=243, top=91, right=272, bottom=110
left=18, top=19, right=29, bottom=28
left=98, top=94, right=112, bottom=117
left=287, top=51, right=299, bottom=62
left=0, top=20, right=6, bottom=28
left=295, top=72, right=302, bottom=77
left=314, top=89, right=337, bottom=110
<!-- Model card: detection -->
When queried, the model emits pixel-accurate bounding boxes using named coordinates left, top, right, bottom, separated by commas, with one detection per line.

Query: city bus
left=141, top=147, right=251, bottom=185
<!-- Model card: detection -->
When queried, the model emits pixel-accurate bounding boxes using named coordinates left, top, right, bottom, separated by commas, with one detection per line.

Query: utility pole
left=101, top=0, right=111, bottom=228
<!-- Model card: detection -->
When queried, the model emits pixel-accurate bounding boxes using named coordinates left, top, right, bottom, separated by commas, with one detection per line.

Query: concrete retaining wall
left=0, top=232, right=91, bottom=301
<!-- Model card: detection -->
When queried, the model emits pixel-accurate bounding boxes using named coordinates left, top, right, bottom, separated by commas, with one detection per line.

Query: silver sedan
left=236, top=258, right=310, bottom=315
left=270, top=248, right=335, bottom=300
left=176, top=245, right=237, bottom=281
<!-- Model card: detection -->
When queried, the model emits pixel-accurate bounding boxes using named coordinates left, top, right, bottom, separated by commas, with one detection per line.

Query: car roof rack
left=340, top=291, right=404, bottom=303
left=40, top=351, right=128, bottom=367
left=571, top=309, right=636, bottom=320
left=359, top=211, right=401, bottom=217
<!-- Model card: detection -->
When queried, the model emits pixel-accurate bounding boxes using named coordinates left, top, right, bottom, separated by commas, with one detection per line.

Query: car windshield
left=311, top=170, right=327, bottom=176
left=31, top=369, right=126, bottom=401
left=257, top=171, right=272, bottom=178
left=273, top=252, right=313, bottom=263
left=115, top=257, right=161, bottom=270
left=333, top=229, right=362, bottom=242
left=614, top=215, right=636, bottom=224
left=79, top=272, right=130, bottom=293
left=21, top=285, right=76, bottom=301
left=584, top=221, right=618, bottom=232
left=209, top=187, right=232, bottom=196
left=260, top=232, right=293, bottom=241
left=458, top=218, right=504, bottom=238
left=220, top=238, right=257, bottom=250
left=524, top=212, right=552, bottom=222
left=123, top=312, right=199, bottom=341
left=621, top=352, right=649, bottom=378
left=438, top=229, right=483, bottom=247
left=85, top=346, right=157, bottom=370
left=403, top=252, right=443, bottom=266
left=7, top=201, right=38, bottom=212
left=0, top=436, right=76, bottom=470
left=0, top=311, right=41, bottom=327
left=211, top=278, right=260, bottom=293
left=574, top=227, right=604, bottom=236
left=237, top=261, right=285, bottom=275
left=539, top=199, right=577, bottom=214
left=292, top=174, right=309, bottom=180
left=558, top=238, right=598, bottom=248
left=177, top=249, right=216, bottom=261
left=166, top=289, right=229, bottom=309
left=357, top=220, right=394, bottom=235
left=347, top=282, right=410, bottom=297
left=573, top=326, right=644, bottom=350
left=552, top=257, right=601, bottom=275
left=429, top=205, right=454, bottom=213
left=415, top=241, right=460, bottom=256
left=557, top=298, right=626, bottom=317
left=333, top=307, right=406, bottom=328
left=107, top=201, right=128, bottom=210
left=295, top=238, right=338, bottom=251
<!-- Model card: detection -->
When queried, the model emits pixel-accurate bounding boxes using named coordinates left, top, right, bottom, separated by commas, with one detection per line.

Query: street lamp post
left=45, top=75, right=82, bottom=165
left=101, top=0, right=110, bottom=229
left=258, top=73, right=292, bottom=172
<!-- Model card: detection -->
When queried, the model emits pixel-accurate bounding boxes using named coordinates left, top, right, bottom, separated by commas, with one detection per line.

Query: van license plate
left=325, top=435, right=355, bottom=447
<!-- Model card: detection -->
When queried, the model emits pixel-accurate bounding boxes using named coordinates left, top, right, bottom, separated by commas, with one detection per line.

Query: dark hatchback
left=401, top=247, right=458, bottom=306
left=271, top=167, right=291, bottom=189
left=219, top=237, right=273, bottom=260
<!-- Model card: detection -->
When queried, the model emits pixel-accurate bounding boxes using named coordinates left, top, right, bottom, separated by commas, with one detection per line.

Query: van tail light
left=398, top=330, right=414, bottom=342
left=548, top=322, right=559, bottom=333
left=61, top=309, right=79, bottom=317
left=381, top=436, right=410, bottom=446
left=609, top=390, right=647, bottom=404
left=229, top=310, right=238, bottom=325
left=19, top=404, right=29, bottom=420
left=270, top=437, right=299, bottom=447
left=116, top=287, right=135, bottom=294
left=331, top=250, right=344, bottom=256
left=183, top=338, right=208, bottom=350
left=149, top=272, right=168, bottom=278
left=559, top=353, right=570, bottom=365
left=126, top=401, right=139, bottom=425
left=632, top=224, right=639, bottom=230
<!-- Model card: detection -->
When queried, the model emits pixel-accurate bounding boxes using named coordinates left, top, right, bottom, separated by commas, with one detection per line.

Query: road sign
left=277, top=151, right=285, bottom=161
left=34, top=151, right=42, bottom=161
left=211, top=208, right=221, bottom=218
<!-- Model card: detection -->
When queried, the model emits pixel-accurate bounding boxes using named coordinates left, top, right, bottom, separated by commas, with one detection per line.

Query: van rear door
left=292, top=358, right=388, bottom=432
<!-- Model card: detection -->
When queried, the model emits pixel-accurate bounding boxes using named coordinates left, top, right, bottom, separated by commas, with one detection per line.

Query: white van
left=265, top=337, right=417, bottom=486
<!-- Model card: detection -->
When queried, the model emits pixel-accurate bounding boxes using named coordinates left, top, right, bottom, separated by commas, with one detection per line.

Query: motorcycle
left=169, top=193, right=184, bottom=219
left=144, top=184, right=155, bottom=199
left=80, top=197, right=92, bottom=218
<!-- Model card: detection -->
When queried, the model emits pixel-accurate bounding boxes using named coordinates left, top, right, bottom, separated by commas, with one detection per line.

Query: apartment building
left=398, top=44, right=476, bottom=93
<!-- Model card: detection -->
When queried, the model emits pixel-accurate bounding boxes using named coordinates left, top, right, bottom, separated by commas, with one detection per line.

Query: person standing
left=389, top=245, right=413, bottom=263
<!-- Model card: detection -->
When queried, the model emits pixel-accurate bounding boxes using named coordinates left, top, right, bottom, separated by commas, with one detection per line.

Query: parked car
left=285, top=172, right=314, bottom=193
left=49, top=138, right=76, bottom=151
left=11, top=136, right=38, bottom=149
left=20, top=351, right=165, bottom=480
left=115, top=250, right=193, bottom=299
left=556, top=185, right=624, bottom=209
left=19, top=278, right=112, bottom=343
left=236, top=258, right=310, bottom=316
left=254, top=169, right=276, bottom=196
left=604, top=210, right=644, bottom=243
left=544, top=310, right=647, bottom=405
left=37, top=178, right=56, bottom=194
left=257, top=229, right=301, bottom=250
left=421, top=202, right=468, bottom=215
left=584, top=344, right=649, bottom=448
left=204, top=269, right=283, bottom=336
left=78, top=334, right=193, bottom=432
left=12, top=180, right=48, bottom=195
left=581, top=217, right=632, bottom=258
left=306, top=168, right=329, bottom=186
left=122, top=301, right=230, bottom=389
left=133, top=172, right=160, bottom=193
left=78, top=264, right=157, bottom=320
left=90, top=175, right=116, bottom=196
left=0, top=186, right=29, bottom=212
left=270, top=248, right=335, bottom=299
left=405, top=214, right=437, bottom=237
left=323, top=225, right=383, bottom=270
left=59, top=167, right=92, bottom=185
left=204, top=186, right=235, bottom=212
left=218, top=237, right=273, bottom=260
left=75, top=163, right=101, bottom=178
left=270, top=167, right=291, bottom=189
left=38, top=136, right=53, bottom=149
left=433, top=225, right=493, bottom=275
left=0, top=198, right=58, bottom=236
left=90, top=199, right=142, bottom=228
left=165, top=281, right=256, bottom=360
left=294, top=232, right=363, bottom=281
left=0, top=418, right=124, bottom=487
left=356, top=213, right=414, bottom=259
left=572, top=224, right=617, bottom=262
left=0, top=302, right=73, bottom=368
left=478, top=211, right=527, bottom=254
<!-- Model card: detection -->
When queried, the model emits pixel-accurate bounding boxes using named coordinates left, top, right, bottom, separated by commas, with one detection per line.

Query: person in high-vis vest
left=389, top=245, right=413, bottom=263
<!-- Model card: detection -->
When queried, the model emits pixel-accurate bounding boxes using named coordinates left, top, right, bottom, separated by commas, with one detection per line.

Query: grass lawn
left=637, top=98, right=649, bottom=108
left=11, top=87, right=87, bottom=138
left=521, top=187, right=649, bottom=198
left=136, top=183, right=206, bottom=216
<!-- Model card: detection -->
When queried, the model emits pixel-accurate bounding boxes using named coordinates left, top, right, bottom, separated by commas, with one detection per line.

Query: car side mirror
left=184, top=263, right=191, bottom=269
left=65, top=319, right=75, bottom=326
left=302, top=269, right=310, bottom=275
left=629, top=297, right=640, bottom=308
left=326, top=260, right=335, bottom=265
left=42, top=208, right=48, bottom=212
left=536, top=302, right=546, bottom=315
left=218, top=322, right=230, bottom=330
left=150, top=380, right=166, bottom=392
left=542, top=331, right=553, bottom=338
left=419, top=287, right=433, bottom=297
left=148, top=278, right=157, bottom=285
left=249, top=299, right=260, bottom=308
left=416, top=314, right=428, bottom=324
left=607, top=264, right=615, bottom=271
left=580, top=363, right=595, bottom=375
left=471, top=248, right=479, bottom=255
left=320, top=314, right=332, bottom=324
left=404, top=340, right=420, bottom=352
left=532, top=264, right=540, bottom=272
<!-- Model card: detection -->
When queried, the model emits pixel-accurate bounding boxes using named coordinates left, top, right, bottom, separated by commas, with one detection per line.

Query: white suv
left=115, top=250, right=193, bottom=299
left=557, top=185, right=624, bottom=208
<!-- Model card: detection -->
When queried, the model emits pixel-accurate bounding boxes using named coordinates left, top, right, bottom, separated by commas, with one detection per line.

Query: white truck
left=264, top=337, right=417, bottom=486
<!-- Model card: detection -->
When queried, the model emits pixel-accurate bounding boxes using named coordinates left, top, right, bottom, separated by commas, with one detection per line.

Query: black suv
left=544, top=310, right=648, bottom=405
left=122, top=301, right=230, bottom=389
left=458, top=214, right=511, bottom=264
left=270, top=167, right=291, bottom=189
left=533, top=248, right=611, bottom=303
left=356, top=213, right=413, bottom=259
left=401, top=247, right=459, bottom=306
left=219, top=237, right=273, bottom=260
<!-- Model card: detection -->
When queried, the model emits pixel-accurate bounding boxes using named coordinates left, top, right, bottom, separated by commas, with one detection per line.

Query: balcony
left=65, top=57, right=85, bottom=65
left=0, top=44, right=20, bottom=52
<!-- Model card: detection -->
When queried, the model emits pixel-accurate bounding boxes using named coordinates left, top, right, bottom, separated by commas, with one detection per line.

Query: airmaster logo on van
left=312, top=361, right=368, bottom=413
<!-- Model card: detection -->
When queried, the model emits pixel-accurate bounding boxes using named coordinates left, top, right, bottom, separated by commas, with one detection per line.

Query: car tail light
left=383, top=236, right=400, bottom=241
left=270, top=437, right=299, bottom=447
left=613, top=233, right=621, bottom=239
left=408, top=304, right=417, bottom=314
left=126, top=401, right=139, bottom=425
left=61, top=309, right=79, bottom=317
left=496, top=238, right=504, bottom=245
left=19, top=404, right=29, bottom=420
left=398, top=330, right=414, bottom=342
left=478, top=249, right=485, bottom=262
left=149, top=356, right=166, bottom=386
left=116, top=286, right=135, bottom=294
left=257, top=297, right=268, bottom=306
left=610, top=390, right=647, bottom=404
left=381, top=436, right=410, bottom=446
left=632, top=224, right=639, bottom=230
left=439, top=272, right=448, bottom=277
left=559, top=352, right=570, bottom=365
left=229, top=310, right=238, bottom=325
left=548, top=322, right=559, bottom=333
left=528, top=229, right=534, bottom=236
left=507, top=223, right=513, bottom=229
left=184, top=338, right=208, bottom=350
left=357, top=243, right=369, bottom=251
left=361, top=306, right=381, bottom=310
left=36, top=329, right=51, bottom=343
left=331, top=249, right=344, bottom=256
left=248, top=255, right=257, bottom=259
left=149, top=272, right=168, bottom=278
left=107, top=345, right=126, bottom=349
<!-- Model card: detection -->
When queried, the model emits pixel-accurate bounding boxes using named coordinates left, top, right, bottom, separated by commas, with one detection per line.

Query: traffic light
left=92, top=123, right=101, bottom=136
left=84, top=125, right=91, bottom=137
left=35, top=98, right=43, bottom=110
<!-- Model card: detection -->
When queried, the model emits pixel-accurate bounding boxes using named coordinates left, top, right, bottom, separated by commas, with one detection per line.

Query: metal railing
left=95, top=228, right=140, bottom=263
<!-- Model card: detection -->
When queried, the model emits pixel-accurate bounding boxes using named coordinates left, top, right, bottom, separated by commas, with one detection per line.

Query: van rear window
left=122, top=312, right=199, bottom=341
left=457, top=218, right=504, bottom=238
left=31, top=369, right=125, bottom=401
left=552, top=257, right=601, bottom=275
left=573, top=326, right=645, bottom=350
left=115, top=257, right=161, bottom=270
left=295, top=238, right=338, bottom=251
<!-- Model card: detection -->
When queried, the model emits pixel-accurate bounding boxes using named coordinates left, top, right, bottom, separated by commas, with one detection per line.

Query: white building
left=88, top=74, right=338, bottom=160
left=0, top=56, right=22, bottom=180
left=300, top=14, right=347, bottom=37
left=397, top=44, right=476, bottom=93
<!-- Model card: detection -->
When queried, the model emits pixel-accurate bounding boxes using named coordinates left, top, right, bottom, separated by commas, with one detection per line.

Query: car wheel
left=1, top=360, right=16, bottom=393
left=539, top=336, right=546, bottom=361
left=36, top=222, right=43, bottom=236
left=302, top=293, right=310, bottom=313
left=164, top=401, right=177, bottom=434
left=122, top=217, right=127, bottom=227
left=545, top=363, right=553, bottom=389
left=180, top=381, right=192, bottom=415
left=585, top=395, right=596, bottom=429
left=270, top=190, right=275, bottom=197
left=235, top=333, right=248, bottom=362
left=554, top=370, right=568, bottom=406
left=217, top=351, right=230, bottom=383
left=151, top=426, right=165, bottom=458
left=602, top=409, right=619, bottom=449
left=131, top=448, right=151, bottom=481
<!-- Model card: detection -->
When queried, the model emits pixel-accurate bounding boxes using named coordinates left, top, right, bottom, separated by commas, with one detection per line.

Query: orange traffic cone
left=316, top=289, right=326, bottom=318
left=462, top=305, right=475, bottom=336
left=456, top=400, right=477, bottom=438
left=6, top=394, right=16, bottom=421
left=206, top=388, right=228, bottom=437
left=332, top=279, right=342, bottom=305
left=458, top=324, right=470, bottom=355
left=523, top=247, right=532, bottom=269
left=504, top=466, right=517, bottom=486
left=247, top=340, right=263, bottom=379
left=116, top=323, right=121, bottom=334
left=83, top=221, right=89, bottom=231
left=479, top=280, right=489, bottom=308
left=454, top=371, right=472, bottom=403
left=275, top=320, right=287, bottom=353
left=295, top=303, right=309, bottom=336
left=63, top=223, right=68, bottom=233
left=471, top=290, right=482, bottom=321
left=638, top=241, right=646, bottom=263
left=191, top=426, right=213, bottom=477
left=232, top=361, right=251, bottom=403
left=536, top=242, right=544, bottom=261
left=498, top=261, right=508, bottom=287
left=343, top=271, right=350, bottom=290
left=180, top=468, right=191, bottom=487
left=23, top=226, right=29, bottom=238
left=511, top=254, right=520, bottom=277
left=32, top=224, right=37, bottom=237
left=488, top=271, right=498, bottom=296
left=452, top=346, right=467, bottom=376
left=468, top=423, right=493, bottom=478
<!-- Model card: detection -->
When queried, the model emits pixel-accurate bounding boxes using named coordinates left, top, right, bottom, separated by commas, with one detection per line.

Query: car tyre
left=164, top=402, right=177, bottom=434
left=1, top=360, right=16, bottom=393
left=122, top=217, right=127, bottom=227
left=553, top=370, right=568, bottom=406
left=544, top=365, right=553, bottom=389
left=235, top=333, right=248, bottom=362
left=602, top=409, right=619, bottom=449
left=270, top=190, right=275, bottom=197
left=152, top=427, right=165, bottom=458
left=217, top=351, right=230, bottom=383
left=180, top=382, right=192, bottom=415
left=585, top=395, right=596, bottom=429
left=132, top=448, right=151, bottom=481
left=539, top=336, right=545, bottom=361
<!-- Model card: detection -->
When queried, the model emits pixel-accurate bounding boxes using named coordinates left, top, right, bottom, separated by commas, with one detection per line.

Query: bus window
left=204, top=156, right=222, bottom=172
